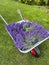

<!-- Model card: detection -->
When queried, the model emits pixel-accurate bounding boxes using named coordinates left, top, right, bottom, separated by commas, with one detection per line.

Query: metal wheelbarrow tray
left=6, top=20, right=49, bottom=53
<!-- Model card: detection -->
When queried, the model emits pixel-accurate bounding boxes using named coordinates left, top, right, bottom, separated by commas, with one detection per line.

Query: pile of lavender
left=6, top=20, right=49, bottom=50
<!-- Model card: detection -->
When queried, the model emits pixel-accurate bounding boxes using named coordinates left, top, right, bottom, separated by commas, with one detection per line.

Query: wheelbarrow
left=0, top=10, right=49, bottom=57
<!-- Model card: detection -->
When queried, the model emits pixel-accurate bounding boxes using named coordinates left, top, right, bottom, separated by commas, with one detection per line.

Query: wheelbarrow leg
left=31, top=47, right=40, bottom=57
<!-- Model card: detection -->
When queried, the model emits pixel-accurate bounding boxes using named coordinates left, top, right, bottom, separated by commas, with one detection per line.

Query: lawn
left=0, top=0, right=49, bottom=65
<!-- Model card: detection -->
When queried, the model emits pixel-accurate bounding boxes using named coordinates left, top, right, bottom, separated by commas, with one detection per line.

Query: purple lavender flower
left=6, top=20, right=49, bottom=50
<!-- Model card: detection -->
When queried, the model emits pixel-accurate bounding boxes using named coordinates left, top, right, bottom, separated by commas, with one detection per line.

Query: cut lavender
left=6, top=20, right=49, bottom=51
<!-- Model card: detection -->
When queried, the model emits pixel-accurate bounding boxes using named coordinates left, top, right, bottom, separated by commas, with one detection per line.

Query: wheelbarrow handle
left=17, top=9, right=24, bottom=20
left=0, top=15, right=8, bottom=25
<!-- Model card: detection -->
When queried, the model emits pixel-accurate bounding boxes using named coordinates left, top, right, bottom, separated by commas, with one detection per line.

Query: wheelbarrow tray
left=6, top=20, right=49, bottom=53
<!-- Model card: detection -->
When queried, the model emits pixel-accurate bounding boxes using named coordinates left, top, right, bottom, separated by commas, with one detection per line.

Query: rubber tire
left=31, top=47, right=40, bottom=57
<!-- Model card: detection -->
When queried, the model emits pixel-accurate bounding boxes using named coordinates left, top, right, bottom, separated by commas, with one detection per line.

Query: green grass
left=0, top=0, right=49, bottom=65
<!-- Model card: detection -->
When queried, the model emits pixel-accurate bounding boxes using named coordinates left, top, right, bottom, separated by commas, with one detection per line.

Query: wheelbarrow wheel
left=31, top=47, right=40, bottom=57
